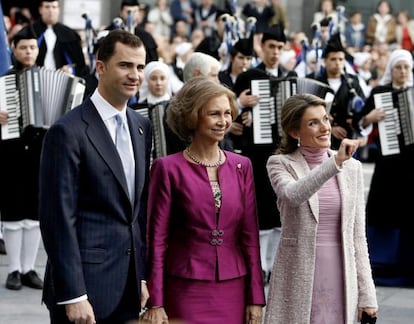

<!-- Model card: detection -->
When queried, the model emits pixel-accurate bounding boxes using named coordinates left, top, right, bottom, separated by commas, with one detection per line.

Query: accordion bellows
left=0, top=66, right=85, bottom=140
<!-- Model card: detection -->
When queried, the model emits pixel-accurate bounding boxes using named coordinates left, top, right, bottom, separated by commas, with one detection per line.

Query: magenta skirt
left=165, top=275, right=246, bottom=324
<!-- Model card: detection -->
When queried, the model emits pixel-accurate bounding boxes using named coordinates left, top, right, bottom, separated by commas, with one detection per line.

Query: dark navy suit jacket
left=39, top=98, right=152, bottom=318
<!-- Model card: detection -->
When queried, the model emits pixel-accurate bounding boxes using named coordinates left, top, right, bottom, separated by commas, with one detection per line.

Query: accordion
left=251, top=77, right=335, bottom=144
left=131, top=102, right=167, bottom=159
left=0, top=66, right=85, bottom=140
left=374, top=87, right=414, bottom=156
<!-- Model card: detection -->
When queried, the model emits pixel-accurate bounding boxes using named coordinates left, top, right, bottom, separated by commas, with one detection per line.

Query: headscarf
left=353, top=52, right=372, bottom=69
left=138, top=61, right=172, bottom=104
left=379, top=49, right=413, bottom=86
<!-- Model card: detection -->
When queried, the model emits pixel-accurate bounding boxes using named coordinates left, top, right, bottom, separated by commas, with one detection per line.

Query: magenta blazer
left=147, top=151, right=265, bottom=307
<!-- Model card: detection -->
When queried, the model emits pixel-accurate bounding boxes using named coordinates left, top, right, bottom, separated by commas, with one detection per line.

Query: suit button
left=210, top=239, right=217, bottom=245
left=216, top=239, right=223, bottom=245
left=217, top=230, right=224, bottom=236
left=212, top=230, right=219, bottom=236
left=126, top=248, right=134, bottom=255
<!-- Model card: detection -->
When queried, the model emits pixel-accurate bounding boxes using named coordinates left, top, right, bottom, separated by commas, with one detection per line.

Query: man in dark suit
left=39, top=30, right=151, bottom=324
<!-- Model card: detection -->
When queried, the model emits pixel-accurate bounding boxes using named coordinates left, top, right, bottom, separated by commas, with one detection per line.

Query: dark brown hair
left=97, top=29, right=143, bottom=62
left=277, top=93, right=326, bottom=154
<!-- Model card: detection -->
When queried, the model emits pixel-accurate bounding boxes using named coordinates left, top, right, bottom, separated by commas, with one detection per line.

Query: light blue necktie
left=115, top=114, right=135, bottom=203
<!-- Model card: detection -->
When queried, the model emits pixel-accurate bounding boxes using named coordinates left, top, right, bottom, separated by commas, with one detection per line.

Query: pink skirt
left=165, top=275, right=246, bottom=324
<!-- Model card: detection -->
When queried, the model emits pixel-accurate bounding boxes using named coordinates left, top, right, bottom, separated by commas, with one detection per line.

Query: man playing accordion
left=0, top=26, right=44, bottom=291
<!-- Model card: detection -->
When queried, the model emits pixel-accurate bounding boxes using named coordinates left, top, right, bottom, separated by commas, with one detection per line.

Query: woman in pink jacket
left=143, top=77, right=266, bottom=324
left=265, top=94, right=378, bottom=324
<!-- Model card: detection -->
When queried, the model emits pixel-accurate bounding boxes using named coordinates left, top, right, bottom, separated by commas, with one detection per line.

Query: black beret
left=322, top=32, right=354, bottom=64
left=12, top=25, right=38, bottom=47
left=215, top=8, right=233, bottom=22
left=262, top=24, right=286, bottom=43
left=121, top=0, right=140, bottom=6
left=319, top=17, right=332, bottom=27
left=233, top=68, right=269, bottom=96
left=14, top=11, right=31, bottom=25
left=233, top=38, right=254, bottom=56
left=323, top=32, right=346, bottom=57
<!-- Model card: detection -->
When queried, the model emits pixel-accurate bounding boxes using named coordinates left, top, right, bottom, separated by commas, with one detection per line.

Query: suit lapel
left=82, top=101, right=130, bottom=201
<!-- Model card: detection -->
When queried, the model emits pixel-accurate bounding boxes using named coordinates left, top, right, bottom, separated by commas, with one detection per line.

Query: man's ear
left=95, top=60, right=104, bottom=74
left=193, top=68, right=202, bottom=77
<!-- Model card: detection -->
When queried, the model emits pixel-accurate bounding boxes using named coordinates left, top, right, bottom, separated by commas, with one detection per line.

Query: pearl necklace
left=185, top=147, right=222, bottom=167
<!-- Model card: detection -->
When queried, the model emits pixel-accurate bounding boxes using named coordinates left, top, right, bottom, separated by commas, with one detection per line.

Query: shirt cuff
left=57, top=294, right=88, bottom=305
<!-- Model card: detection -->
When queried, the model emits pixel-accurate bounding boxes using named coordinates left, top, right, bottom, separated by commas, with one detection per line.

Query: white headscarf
left=139, top=61, right=173, bottom=104
left=379, top=49, right=413, bottom=86
left=353, top=52, right=372, bottom=68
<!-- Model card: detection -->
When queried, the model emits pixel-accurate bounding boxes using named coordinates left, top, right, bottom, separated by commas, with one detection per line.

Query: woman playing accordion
left=353, top=49, right=414, bottom=287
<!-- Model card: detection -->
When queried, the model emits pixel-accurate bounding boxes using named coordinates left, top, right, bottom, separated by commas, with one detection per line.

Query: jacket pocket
left=80, top=248, right=106, bottom=264
left=280, top=238, right=298, bottom=247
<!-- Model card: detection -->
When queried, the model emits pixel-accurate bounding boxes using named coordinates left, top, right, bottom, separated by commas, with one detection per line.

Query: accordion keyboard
left=0, top=74, right=20, bottom=140
left=374, top=92, right=400, bottom=156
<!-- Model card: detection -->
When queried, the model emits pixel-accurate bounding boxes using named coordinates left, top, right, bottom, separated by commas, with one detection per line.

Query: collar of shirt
left=90, top=90, right=128, bottom=142
left=91, top=89, right=127, bottom=120
left=266, top=67, right=279, bottom=77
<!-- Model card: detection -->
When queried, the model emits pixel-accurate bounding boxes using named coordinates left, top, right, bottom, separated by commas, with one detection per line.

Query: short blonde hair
left=166, top=76, right=238, bottom=142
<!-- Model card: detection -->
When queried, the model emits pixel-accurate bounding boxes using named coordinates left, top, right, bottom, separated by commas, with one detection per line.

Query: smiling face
left=96, top=42, right=146, bottom=110
left=194, top=94, right=233, bottom=144
left=291, top=105, right=332, bottom=148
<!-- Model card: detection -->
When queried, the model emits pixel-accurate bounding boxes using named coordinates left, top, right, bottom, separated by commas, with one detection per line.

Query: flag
left=0, top=0, right=11, bottom=76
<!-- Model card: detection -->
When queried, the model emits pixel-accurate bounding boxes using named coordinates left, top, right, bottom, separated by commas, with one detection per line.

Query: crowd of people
left=1, top=0, right=414, bottom=323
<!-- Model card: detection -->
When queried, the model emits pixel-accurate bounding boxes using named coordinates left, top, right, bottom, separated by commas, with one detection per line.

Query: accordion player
left=0, top=66, right=86, bottom=140
left=130, top=102, right=168, bottom=159
left=250, top=76, right=335, bottom=145
left=373, top=87, right=414, bottom=156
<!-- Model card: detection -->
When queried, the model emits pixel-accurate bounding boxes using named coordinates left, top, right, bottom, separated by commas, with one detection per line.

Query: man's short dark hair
left=97, top=29, right=143, bottom=62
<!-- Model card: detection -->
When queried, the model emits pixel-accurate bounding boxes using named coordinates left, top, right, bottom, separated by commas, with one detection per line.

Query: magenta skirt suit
left=146, top=151, right=266, bottom=323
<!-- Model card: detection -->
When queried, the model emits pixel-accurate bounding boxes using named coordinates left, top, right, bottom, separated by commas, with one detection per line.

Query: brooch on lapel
left=138, top=127, right=143, bottom=135
left=237, top=163, right=241, bottom=169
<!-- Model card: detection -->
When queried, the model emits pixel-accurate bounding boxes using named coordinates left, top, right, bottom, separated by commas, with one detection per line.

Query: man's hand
left=0, top=111, right=8, bottom=125
left=363, top=108, right=385, bottom=127
left=228, top=122, right=244, bottom=136
left=65, top=300, right=96, bottom=324
left=331, top=125, right=348, bottom=141
left=239, top=89, right=259, bottom=108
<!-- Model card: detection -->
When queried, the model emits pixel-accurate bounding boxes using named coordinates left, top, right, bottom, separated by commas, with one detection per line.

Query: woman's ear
left=289, top=130, right=299, bottom=140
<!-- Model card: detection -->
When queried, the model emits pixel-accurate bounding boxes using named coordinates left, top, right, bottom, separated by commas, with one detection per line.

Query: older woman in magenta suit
left=143, top=77, right=265, bottom=324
